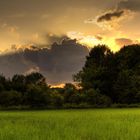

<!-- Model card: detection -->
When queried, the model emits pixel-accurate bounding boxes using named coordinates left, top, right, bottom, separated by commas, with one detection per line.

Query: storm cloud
left=0, top=38, right=89, bottom=84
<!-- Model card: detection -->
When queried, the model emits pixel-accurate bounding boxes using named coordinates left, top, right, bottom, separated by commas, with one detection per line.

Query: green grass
left=0, top=109, right=140, bottom=140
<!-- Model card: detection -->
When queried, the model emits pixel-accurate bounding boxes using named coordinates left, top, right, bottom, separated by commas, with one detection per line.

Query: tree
left=74, top=44, right=140, bottom=104
left=74, top=45, right=115, bottom=98
left=0, top=90, right=22, bottom=106
left=84, top=89, right=112, bottom=107
left=63, top=83, right=77, bottom=103
left=113, top=70, right=140, bottom=104
left=12, top=74, right=26, bottom=92
left=25, top=72, right=46, bottom=85
left=0, top=75, right=8, bottom=91
left=50, top=90, right=64, bottom=107
left=25, top=85, right=51, bottom=107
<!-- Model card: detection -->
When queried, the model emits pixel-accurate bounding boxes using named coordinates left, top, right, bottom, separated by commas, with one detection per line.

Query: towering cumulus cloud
left=0, top=38, right=89, bottom=85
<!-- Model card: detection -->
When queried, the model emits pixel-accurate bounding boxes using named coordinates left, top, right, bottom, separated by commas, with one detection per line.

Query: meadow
left=0, top=109, right=140, bottom=140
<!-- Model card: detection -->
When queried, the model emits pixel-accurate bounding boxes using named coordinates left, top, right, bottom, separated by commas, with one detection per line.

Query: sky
left=0, top=0, right=140, bottom=84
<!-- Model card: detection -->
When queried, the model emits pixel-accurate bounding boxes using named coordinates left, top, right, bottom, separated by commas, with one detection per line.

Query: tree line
left=0, top=44, right=139, bottom=109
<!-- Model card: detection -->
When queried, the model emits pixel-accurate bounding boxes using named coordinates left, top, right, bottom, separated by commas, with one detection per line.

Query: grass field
left=0, top=109, right=140, bottom=140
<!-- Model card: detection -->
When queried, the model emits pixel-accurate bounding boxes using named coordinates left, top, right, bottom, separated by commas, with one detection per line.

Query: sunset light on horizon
left=0, top=0, right=140, bottom=84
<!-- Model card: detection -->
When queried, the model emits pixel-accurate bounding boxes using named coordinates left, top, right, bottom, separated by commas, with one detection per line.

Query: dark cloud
left=97, top=10, right=124, bottom=22
left=115, top=38, right=139, bottom=47
left=118, top=0, right=140, bottom=12
left=0, top=52, right=35, bottom=76
left=96, top=0, right=140, bottom=23
left=0, top=38, right=89, bottom=84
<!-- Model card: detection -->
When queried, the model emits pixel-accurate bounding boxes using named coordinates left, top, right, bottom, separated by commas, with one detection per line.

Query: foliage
left=74, top=44, right=140, bottom=104
left=0, top=44, right=139, bottom=108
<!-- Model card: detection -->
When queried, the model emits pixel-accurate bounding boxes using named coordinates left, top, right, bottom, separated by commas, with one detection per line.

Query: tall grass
left=0, top=109, right=140, bottom=140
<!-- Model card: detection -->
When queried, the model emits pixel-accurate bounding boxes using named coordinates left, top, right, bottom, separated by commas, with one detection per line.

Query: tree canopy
left=0, top=44, right=139, bottom=109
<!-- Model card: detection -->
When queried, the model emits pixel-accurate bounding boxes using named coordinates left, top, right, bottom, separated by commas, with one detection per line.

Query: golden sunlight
left=67, top=31, right=101, bottom=48
left=67, top=31, right=119, bottom=52
left=78, top=36, right=101, bottom=48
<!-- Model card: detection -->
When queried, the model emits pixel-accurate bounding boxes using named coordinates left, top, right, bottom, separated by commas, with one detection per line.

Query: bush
left=0, top=90, right=22, bottom=106
left=84, top=89, right=112, bottom=107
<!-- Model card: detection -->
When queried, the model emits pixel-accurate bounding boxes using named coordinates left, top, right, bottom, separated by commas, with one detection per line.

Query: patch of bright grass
left=0, top=109, right=140, bottom=140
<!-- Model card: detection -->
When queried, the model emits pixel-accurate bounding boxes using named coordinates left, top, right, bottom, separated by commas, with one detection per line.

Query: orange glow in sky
left=67, top=31, right=119, bottom=52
